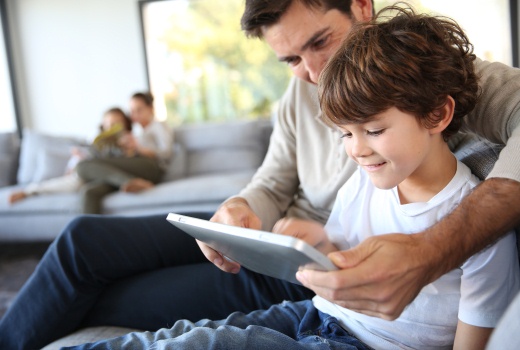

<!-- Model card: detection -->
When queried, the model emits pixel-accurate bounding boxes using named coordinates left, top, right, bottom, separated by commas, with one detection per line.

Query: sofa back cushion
left=0, top=132, right=20, bottom=187
left=17, top=129, right=86, bottom=184
left=174, top=119, right=272, bottom=177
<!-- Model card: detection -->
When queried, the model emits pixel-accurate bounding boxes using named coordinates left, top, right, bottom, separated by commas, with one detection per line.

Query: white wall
left=7, top=0, right=148, bottom=139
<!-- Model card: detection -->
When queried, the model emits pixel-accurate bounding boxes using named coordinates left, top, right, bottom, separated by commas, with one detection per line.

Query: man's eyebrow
left=277, top=28, right=330, bottom=63
left=300, top=28, right=329, bottom=51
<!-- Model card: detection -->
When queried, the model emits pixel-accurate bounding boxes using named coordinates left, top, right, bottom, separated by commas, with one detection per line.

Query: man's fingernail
left=214, top=257, right=223, bottom=266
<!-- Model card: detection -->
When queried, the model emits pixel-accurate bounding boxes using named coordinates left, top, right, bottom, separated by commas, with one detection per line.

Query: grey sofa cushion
left=17, top=129, right=85, bottom=184
left=450, top=132, right=503, bottom=180
left=176, top=120, right=270, bottom=176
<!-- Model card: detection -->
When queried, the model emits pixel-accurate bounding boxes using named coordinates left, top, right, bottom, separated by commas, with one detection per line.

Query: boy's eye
left=340, top=132, right=352, bottom=139
left=367, top=129, right=384, bottom=136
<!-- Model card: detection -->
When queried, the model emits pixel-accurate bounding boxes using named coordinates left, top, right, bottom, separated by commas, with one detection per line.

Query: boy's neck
left=397, top=144, right=458, bottom=204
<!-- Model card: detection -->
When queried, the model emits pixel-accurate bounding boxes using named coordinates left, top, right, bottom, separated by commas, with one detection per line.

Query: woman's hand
left=196, top=197, right=262, bottom=273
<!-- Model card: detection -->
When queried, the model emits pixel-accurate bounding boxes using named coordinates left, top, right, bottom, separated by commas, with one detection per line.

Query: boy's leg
left=70, top=301, right=370, bottom=350
left=0, top=213, right=313, bottom=350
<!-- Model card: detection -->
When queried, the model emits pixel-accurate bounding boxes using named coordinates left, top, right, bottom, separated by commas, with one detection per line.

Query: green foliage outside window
left=145, top=0, right=291, bottom=125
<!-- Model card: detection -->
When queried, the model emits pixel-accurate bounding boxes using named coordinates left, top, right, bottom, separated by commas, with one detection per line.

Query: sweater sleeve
left=237, top=78, right=300, bottom=231
left=465, top=59, right=520, bottom=181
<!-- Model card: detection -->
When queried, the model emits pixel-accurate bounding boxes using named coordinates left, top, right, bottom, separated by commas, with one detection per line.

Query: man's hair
left=241, top=0, right=355, bottom=38
left=318, top=4, right=480, bottom=140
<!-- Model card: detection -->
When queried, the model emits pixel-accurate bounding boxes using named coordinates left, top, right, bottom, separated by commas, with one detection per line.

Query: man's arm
left=296, top=177, right=520, bottom=320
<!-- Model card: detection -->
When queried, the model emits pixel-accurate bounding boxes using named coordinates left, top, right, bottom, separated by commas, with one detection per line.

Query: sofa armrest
left=0, top=132, right=20, bottom=187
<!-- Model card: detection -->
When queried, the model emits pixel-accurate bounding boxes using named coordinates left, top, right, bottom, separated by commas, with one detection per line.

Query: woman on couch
left=76, top=92, right=173, bottom=214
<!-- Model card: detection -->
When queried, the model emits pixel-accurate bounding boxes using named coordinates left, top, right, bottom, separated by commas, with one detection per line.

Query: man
left=1, top=1, right=519, bottom=349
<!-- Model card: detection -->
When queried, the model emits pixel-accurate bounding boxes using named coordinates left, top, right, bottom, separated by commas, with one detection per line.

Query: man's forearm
left=423, top=177, right=520, bottom=282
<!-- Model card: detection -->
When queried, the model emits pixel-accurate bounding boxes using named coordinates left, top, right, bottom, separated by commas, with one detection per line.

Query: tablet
left=166, top=213, right=337, bottom=285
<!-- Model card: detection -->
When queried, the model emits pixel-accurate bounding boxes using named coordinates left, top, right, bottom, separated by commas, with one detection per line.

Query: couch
left=0, top=119, right=273, bottom=242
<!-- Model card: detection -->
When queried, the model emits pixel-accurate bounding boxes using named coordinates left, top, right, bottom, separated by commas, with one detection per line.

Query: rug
left=0, top=242, right=49, bottom=319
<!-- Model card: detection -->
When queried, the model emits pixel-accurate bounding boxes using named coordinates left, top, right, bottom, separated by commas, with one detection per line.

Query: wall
left=7, top=0, right=148, bottom=139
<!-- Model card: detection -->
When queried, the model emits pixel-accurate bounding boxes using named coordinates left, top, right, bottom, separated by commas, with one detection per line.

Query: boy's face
left=262, top=1, right=371, bottom=85
left=338, top=107, right=438, bottom=190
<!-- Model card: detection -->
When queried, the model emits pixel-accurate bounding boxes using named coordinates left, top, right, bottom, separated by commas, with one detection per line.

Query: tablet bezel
left=166, top=213, right=337, bottom=284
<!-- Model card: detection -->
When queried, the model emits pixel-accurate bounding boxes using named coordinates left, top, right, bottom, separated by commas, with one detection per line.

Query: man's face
left=262, top=1, right=368, bottom=85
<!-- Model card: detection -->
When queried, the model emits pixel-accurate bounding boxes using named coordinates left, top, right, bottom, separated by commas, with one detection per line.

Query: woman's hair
left=318, top=4, right=480, bottom=140
left=241, top=0, right=359, bottom=39
left=131, top=92, right=154, bottom=107
left=103, top=107, right=132, bottom=132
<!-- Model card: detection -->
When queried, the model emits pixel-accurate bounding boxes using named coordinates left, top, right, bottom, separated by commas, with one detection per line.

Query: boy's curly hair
left=318, top=3, right=480, bottom=140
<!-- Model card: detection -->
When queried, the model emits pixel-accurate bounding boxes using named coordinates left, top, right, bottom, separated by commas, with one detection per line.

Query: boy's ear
left=429, top=96, right=455, bottom=135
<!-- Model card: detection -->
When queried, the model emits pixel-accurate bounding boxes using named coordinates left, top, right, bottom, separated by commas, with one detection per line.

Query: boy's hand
left=296, top=233, right=440, bottom=320
left=196, top=197, right=262, bottom=274
left=272, top=218, right=337, bottom=255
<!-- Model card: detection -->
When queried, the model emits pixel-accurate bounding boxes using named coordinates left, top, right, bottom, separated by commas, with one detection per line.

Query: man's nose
left=304, top=59, right=322, bottom=85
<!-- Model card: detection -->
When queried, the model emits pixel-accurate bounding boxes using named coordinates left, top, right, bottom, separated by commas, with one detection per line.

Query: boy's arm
left=453, top=320, right=492, bottom=350
left=296, top=178, right=520, bottom=320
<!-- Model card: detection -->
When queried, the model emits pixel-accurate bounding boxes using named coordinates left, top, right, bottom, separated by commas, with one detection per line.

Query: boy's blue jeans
left=67, top=300, right=371, bottom=350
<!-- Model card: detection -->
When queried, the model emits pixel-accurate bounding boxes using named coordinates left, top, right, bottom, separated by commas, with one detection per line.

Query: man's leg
left=0, top=213, right=210, bottom=349
left=70, top=301, right=370, bottom=350
left=0, top=213, right=313, bottom=350
left=82, top=263, right=314, bottom=330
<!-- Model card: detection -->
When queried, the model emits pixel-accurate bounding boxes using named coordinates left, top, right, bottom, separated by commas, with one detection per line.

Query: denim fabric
left=0, top=213, right=314, bottom=350
left=67, top=300, right=371, bottom=350
left=486, top=291, right=520, bottom=350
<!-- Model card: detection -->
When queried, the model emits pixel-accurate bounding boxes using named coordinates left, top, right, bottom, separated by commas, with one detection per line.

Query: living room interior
left=0, top=0, right=519, bottom=345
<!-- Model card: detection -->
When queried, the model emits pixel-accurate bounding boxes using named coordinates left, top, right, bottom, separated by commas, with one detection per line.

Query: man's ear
left=429, top=95, right=455, bottom=135
left=351, top=0, right=374, bottom=22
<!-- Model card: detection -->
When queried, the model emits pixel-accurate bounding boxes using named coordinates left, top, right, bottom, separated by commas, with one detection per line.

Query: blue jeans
left=67, top=300, right=371, bottom=350
left=0, top=214, right=314, bottom=350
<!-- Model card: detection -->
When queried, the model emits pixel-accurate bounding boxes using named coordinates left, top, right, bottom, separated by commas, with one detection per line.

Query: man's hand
left=196, top=197, right=262, bottom=273
left=296, top=233, right=440, bottom=320
left=296, top=178, right=520, bottom=320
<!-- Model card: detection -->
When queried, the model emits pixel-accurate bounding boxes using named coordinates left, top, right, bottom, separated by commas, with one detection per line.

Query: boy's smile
left=339, top=107, right=454, bottom=202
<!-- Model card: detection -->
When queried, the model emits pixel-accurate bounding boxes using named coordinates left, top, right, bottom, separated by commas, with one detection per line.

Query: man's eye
left=284, top=57, right=301, bottom=66
left=367, top=129, right=384, bottom=136
left=313, top=36, right=329, bottom=50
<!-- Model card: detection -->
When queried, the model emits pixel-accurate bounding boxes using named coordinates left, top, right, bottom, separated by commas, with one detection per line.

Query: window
left=140, top=0, right=517, bottom=127
left=0, top=0, right=18, bottom=134
left=139, top=0, right=291, bottom=126
left=375, top=0, right=514, bottom=66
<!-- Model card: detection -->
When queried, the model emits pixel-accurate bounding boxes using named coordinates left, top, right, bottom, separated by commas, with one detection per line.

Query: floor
left=0, top=242, right=50, bottom=320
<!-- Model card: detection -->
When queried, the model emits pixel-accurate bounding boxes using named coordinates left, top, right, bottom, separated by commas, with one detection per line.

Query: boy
left=43, top=5, right=520, bottom=350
